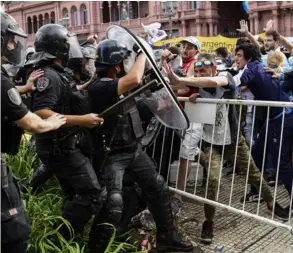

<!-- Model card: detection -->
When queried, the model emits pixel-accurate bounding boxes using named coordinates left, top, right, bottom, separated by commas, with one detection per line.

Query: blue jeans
left=243, top=112, right=254, bottom=147
left=252, top=112, right=293, bottom=198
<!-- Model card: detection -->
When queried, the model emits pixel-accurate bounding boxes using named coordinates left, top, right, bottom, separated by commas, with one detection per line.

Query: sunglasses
left=194, top=60, right=214, bottom=68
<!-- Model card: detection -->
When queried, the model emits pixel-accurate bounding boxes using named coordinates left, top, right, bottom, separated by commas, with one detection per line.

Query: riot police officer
left=1, top=11, right=66, bottom=253
left=88, top=39, right=193, bottom=252
left=24, top=45, right=96, bottom=194
left=26, top=24, right=107, bottom=245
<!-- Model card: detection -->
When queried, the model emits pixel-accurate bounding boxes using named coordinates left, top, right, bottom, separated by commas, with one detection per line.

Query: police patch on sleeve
left=36, top=77, right=50, bottom=92
left=7, top=88, right=22, bottom=106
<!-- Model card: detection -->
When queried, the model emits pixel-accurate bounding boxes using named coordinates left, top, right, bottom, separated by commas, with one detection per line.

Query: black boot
left=88, top=219, right=115, bottom=253
left=157, top=231, right=194, bottom=252
left=147, top=176, right=193, bottom=252
left=29, top=163, right=54, bottom=192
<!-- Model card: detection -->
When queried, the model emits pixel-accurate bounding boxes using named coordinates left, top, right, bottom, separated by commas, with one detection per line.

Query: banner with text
left=153, top=34, right=266, bottom=53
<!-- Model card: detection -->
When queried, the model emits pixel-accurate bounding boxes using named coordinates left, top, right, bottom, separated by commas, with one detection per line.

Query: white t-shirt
left=201, top=71, right=234, bottom=146
left=202, top=103, right=231, bottom=145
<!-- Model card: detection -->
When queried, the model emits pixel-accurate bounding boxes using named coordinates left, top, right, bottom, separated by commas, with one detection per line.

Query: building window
left=81, top=4, right=87, bottom=24
left=192, top=1, right=198, bottom=9
left=120, top=2, right=129, bottom=20
left=71, top=6, right=78, bottom=26
left=38, top=14, right=43, bottom=28
left=62, top=8, right=68, bottom=20
left=27, top=16, right=32, bottom=34
left=50, top=11, right=55, bottom=23
left=33, top=15, right=38, bottom=33
left=44, top=13, right=50, bottom=24
left=102, top=1, right=110, bottom=23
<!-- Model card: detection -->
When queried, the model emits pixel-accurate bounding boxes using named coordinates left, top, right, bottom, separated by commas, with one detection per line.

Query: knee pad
left=68, top=187, right=108, bottom=216
left=104, top=190, right=123, bottom=224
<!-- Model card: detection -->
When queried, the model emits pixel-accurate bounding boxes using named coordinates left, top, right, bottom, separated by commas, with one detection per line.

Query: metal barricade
left=148, top=97, right=293, bottom=233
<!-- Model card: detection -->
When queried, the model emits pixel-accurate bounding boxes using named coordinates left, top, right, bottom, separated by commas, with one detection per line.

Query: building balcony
left=99, top=17, right=150, bottom=30
left=257, top=1, right=270, bottom=6
left=68, top=24, right=90, bottom=34
left=251, top=1, right=279, bottom=11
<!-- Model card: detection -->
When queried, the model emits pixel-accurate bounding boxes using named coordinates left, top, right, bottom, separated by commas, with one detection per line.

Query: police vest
left=103, top=92, right=144, bottom=149
left=1, top=71, right=23, bottom=155
left=34, top=65, right=90, bottom=140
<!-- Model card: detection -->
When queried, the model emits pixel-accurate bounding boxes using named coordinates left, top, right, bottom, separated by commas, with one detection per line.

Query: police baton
left=59, top=79, right=159, bottom=142
left=99, top=79, right=159, bottom=118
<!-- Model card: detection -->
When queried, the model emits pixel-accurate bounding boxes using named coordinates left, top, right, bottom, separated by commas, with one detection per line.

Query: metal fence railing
left=148, top=98, right=293, bottom=233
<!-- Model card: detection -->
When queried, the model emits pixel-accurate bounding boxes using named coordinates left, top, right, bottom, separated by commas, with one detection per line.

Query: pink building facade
left=5, top=1, right=293, bottom=45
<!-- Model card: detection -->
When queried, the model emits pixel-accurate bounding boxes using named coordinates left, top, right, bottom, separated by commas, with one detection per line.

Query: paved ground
left=169, top=166, right=293, bottom=253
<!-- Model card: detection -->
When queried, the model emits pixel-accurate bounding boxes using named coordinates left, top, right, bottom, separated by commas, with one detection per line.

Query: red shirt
left=179, top=57, right=199, bottom=107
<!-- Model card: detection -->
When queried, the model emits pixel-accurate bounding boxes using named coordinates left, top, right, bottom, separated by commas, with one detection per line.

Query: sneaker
left=267, top=202, right=289, bottom=221
left=200, top=221, right=214, bottom=243
left=170, top=195, right=184, bottom=218
left=240, top=192, right=263, bottom=203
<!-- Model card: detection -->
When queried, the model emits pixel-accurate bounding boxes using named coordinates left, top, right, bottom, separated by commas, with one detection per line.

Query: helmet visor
left=68, top=34, right=83, bottom=59
left=4, top=32, right=27, bottom=66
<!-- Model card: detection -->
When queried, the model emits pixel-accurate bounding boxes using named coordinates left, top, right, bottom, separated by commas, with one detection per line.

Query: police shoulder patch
left=7, top=88, right=22, bottom=106
left=36, top=77, right=50, bottom=92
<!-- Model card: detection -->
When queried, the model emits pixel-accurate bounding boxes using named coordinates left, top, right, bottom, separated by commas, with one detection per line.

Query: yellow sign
left=153, top=34, right=266, bottom=53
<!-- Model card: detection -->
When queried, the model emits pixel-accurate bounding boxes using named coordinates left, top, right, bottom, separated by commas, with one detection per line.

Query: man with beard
left=237, top=19, right=289, bottom=70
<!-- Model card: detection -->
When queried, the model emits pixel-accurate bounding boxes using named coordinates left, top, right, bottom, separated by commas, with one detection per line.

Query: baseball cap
left=26, top=47, right=35, bottom=55
left=179, top=36, right=200, bottom=50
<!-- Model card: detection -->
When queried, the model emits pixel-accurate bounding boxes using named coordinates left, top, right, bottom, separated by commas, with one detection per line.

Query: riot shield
left=106, top=25, right=189, bottom=130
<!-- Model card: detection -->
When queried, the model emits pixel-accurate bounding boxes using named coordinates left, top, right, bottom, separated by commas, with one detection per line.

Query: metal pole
left=168, top=15, right=172, bottom=38
left=170, top=187, right=293, bottom=232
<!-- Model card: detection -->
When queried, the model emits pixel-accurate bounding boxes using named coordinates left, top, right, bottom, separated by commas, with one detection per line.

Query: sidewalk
left=173, top=168, right=293, bottom=253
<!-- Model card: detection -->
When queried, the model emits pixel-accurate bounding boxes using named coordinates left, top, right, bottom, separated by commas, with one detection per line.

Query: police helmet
left=34, top=24, right=82, bottom=62
left=1, top=11, right=28, bottom=66
left=95, top=39, right=131, bottom=71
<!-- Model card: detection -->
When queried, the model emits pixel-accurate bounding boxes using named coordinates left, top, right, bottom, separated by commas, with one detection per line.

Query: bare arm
left=162, top=61, right=228, bottom=89
left=15, top=69, right=44, bottom=94
left=15, top=85, right=30, bottom=94
left=15, top=111, right=66, bottom=134
left=178, top=75, right=229, bottom=88
left=77, top=73, right=97, bottom=90
left=236, top=20, right=260, bottom=48
left=280, top=35, right=293, bottom=52
left=34, top=109, right=103, bottom=129
left=117, top=53, right=146, bottom=95
left=244, top=31, right=261, bottom=48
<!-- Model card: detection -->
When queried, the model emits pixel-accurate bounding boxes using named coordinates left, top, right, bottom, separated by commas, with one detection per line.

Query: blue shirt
left=240, top=61, right=290, bottom=118
left=261, top=50, right=290, bottom=72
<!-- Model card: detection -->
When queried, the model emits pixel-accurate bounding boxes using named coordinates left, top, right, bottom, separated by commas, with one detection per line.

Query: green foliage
left=6, top=136, right=145, bottom=253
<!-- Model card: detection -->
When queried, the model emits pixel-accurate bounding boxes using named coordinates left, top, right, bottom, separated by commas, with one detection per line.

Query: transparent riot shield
left=106, top=25, right=189, bottom=130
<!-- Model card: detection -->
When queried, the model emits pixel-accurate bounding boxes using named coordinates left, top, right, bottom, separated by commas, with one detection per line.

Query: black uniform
left=31, top=63, right=107, bottom=240
left=88, top=77, right=190, bottom=252
left=1, top=68, right=31, bottom=253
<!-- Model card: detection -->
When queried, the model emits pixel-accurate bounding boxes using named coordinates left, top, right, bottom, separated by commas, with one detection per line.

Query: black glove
left=133, top=44, right=143, bottom=57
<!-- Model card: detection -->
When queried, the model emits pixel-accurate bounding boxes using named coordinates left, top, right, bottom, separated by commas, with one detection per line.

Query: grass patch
left=6, top=135, right=145, bottom=253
